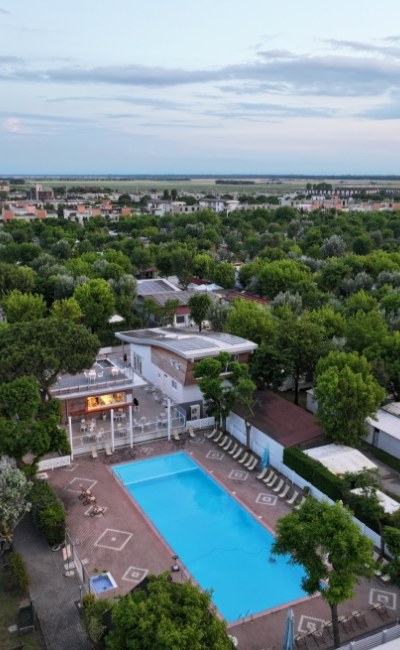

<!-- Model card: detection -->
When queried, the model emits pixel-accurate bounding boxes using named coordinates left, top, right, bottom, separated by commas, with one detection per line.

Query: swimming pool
left=113, top=452, right=306, bottom=622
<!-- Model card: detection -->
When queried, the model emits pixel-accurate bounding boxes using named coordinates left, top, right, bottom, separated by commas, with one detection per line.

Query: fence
left=339, top=623, right=400, bottom=650
left=38, top=455, right=71, bottom=471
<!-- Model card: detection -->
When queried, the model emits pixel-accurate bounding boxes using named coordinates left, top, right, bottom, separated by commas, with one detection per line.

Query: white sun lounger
left=222, top=438, right=233, bottom=452
left=273, top=478, right=284, bottom=493
left=257, top=467, right=269, bottom=480
left=278, top=484, right=290, bottom=499
left=262, top=469, right=275, bottom=484
left=213, top=430, right=224, bottom=444
left=246, top=456, right=258, bottom=472
left=218, top=435, right=229, bottom=447
left=238, top=451, right=249, bottom=465
left=286, top=490, right=299, bottom=506
left=294, top=496, right=307, bottom=510
left=232, top=446, right=243, bottom=460
left=266, top=474, right=279, bottom=488
left=228, top=442, right=238, bottom=456
left=206, top=428, right=218, bottom=439
left=91, top=446, right=98, bottom=460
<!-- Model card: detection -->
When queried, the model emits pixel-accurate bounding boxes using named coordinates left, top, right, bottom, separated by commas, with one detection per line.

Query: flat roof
left=367, top=408, right=400, bottom=441
left=115, top=327, right=258, bottom=359
left=304, top=444, right=377, bottom=476
left=350, top=487, right=400, bottom=514
left=136, top=278, right=179, bottom=295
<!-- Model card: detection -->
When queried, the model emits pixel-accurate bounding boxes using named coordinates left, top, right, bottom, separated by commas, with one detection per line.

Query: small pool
left=113, top=452, right=306, bottom=622
left=91, top=572, right=117, bottom=594
left=97, top=359, right=113, bottom=369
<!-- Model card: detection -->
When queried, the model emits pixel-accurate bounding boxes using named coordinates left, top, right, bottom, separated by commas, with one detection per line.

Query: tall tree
left=2, top=290, right=47, bottom=323
left=0, top=463, right=32, bottom=544
left=225, top=298, right=275, bottom=345
left=314, top=351, right=385, bottom=446
left=188, top=293, right=213, bottom=332
left=106, top=573, right=232, bottom=650
left=273, top=498, right=374, bottom=648
left=74, top=278, right=116, bottom=332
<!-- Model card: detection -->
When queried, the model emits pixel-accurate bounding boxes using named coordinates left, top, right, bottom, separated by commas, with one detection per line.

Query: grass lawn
left=0, top=564, right=46, bottom=650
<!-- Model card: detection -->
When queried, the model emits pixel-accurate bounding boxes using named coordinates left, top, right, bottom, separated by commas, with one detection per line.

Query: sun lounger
left=238, top=451, right=249, bottom=465
left=232, top=446, right=243, bottom=460
left=273, top=478, right=284, bottom=493
left=222, top=438, right=233, bottom=451
left=244, top=454, right=256, bottom=468
left=257, top=467, right=269, bottom=480
left=214, top=430, right=224, bottom=444
left=278, top=483, right=290, bottom=499
left=105, top=443, right=113, bottom=457
left=294, top=496, right=307, bottom=510
left=352, top=610, right=367, bottom=629
left=188, top=427, right=196, bottom=440
left=206, top=427, right=218, bottom=439
left=218, top=435, right=229, bottom=447
left=265, top=472, right=278, bottom=487
left=228, top=442, right=238, bottom=456
left=286, top=490, right=299, bottom=506
left=262, top=469, right=275, bottom=484
left=247, top=457, right=258, bottom=471
left=370, top=603, right=390, bottom=620
left=91, top=446, right=98, bottom=460
left=172, top=429, right=181, bottom=442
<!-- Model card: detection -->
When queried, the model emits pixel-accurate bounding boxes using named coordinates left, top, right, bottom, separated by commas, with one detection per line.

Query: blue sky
left=1, top=0, right=400, bottom=174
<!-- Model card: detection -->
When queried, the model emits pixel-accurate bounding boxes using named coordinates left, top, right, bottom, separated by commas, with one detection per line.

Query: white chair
left=232, top=446, right=243, bottom=460
left=223, top=438, right=233, bottom=452
left=238, top=451, right=249, bottom=465
left=246, top=457, right=258, bottom=471
left=257, top=467, right=269, bottom=480
left=273, top=478, right=284, bottom=493
left=278, top=484, right=290, bottom=499
left=228, top=442, right=238, bottom=456
left=266, top=473, right=278, bottom=488
left=244, top=454, right=256, bottom=468
left=218, top=435, right=229, bottom=447
left=286, top=490, right=299, bottom=506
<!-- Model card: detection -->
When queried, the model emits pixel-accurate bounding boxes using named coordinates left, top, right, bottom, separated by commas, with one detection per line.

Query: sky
left=1, top=0, right=400, bottom=175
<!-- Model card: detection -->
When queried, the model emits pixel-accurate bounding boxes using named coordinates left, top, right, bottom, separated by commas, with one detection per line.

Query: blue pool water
left=113, top=452, right=306, bottom=622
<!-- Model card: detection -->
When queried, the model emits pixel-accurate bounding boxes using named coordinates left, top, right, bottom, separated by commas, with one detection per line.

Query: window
left=176, top=315, right=185, bottom=324
left=171, top=379, right=178, bottom=391
left=133, top=353, right=142, bottom=375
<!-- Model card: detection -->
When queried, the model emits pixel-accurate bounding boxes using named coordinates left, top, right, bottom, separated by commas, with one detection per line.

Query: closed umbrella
left=261, top=447, right=270, bottom=469
left=283, top=608, right=294, bottom=650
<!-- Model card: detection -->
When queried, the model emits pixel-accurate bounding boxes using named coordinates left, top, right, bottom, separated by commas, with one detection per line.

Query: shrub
left=82, top=594, right=113, bottom=647
left=284, top=447, right=342, bottom=501
left=30, top=479, right=66, bottom=546
left=9, top=552, right=30, bottom=593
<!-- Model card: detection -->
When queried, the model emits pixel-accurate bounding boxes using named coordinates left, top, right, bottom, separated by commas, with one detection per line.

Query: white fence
left=38, top=455, right=71, bottom=471
left=339, top=624, right=400, bottom=650
left=188, top=416, right=215, bottom=430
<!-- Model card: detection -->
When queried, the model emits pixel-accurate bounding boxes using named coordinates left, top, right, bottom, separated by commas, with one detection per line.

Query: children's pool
left=113, top=452, right=306, bottom=622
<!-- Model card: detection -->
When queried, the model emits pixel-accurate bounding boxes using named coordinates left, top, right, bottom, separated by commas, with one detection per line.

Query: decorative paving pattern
left=299, top=614, right=326, bottom=633
left=369, top=588, right=397, bottom=609
left=206, top=450, right=225, bottom=460
left=122, top=566, right=149, bottom=584
left=228, top=469, right=248, bottom=481
left=65, top=477, right=97, bottom=493
left=255, top=493, right=278, bottom=506
left=94, top=528, right=133, bottom=551
left=84, top=505, right=108, bottom=516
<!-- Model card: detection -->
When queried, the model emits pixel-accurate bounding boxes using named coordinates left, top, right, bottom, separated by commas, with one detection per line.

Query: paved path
left=14, top=516, right=91, bottom=650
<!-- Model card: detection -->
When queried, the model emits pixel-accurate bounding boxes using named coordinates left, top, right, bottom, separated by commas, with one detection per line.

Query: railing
left=51, top=375, right=133, bottom=396
left=38, top=456, right=71, bottom=471
left=339, top=623, right=400, bottom=650
left=187, top=416, right=215, bottom=430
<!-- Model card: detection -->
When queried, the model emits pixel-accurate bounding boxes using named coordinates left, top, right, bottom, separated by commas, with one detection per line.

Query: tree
left=106, top=573, right=232, bottom=650
left=2, top=290, right=47, bottom=323
left=0, top=262, right=36, bottom=297
left=207, top=302, right=230, bottom=332
left=171, top=247, right=195, bottom=290
left=320, top=235, right=346, bottom=259
left=0, top=463, right=32, bottom=544
left=161, top=299, right=180, bottom=326
left=345, top=309, right=388, bottom=360
left=188, top=293, right=212, bottom=332
left=314, top=351, right=385, bottom=446
left=273, top=498, right=374, bottom=648
left=193, top=352, right=255, bottom=429
left=74, top=278, right=116, bottom=332
left=225, top=298, right=276, bottom=345
left=50, top=297, right=83, bottom=322
left=383, top=526, right=400, bottom=586
left=210, top=261, right=235, bottom=288
left=0, top=318, right=100, bottom=398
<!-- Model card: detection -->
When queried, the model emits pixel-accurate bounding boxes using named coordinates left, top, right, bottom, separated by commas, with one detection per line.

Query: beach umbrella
left=283, top=608, right=294, bottom=650
left=261, top=447, right=270, bottom=468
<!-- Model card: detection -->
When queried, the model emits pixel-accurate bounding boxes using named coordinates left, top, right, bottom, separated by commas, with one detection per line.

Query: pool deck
left=47, top=434, right=400, bottom=650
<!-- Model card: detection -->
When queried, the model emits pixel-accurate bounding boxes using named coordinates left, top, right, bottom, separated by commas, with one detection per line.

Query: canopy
left=304, top=444, right=377, bottom=476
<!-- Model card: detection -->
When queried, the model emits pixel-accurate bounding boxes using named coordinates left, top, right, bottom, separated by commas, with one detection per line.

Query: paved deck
left=46, top=435, right=400, bottom=650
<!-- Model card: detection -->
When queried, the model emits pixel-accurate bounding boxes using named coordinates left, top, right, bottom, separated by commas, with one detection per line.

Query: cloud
left=358, top=91, right=400, bottom=120
left=0, top=110, right=92, bottom=124
left=0, top=7, right=10, bottom=14
left=3, top=117, right=22, bottom=133
left=325, top=38, right=400, bottom=59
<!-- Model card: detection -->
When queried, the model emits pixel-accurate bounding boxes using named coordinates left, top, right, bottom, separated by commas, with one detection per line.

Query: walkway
left=14, top=515, right=91, bottom=650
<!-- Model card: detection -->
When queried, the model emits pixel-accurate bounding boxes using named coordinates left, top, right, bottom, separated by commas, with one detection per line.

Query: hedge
left=29, top=479, right=66, bottom=546
left=284, top=447, right=343, bottom=501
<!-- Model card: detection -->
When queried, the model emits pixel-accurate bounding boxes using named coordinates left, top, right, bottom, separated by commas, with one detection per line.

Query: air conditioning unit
left=190, top=404, right=201, bottom=421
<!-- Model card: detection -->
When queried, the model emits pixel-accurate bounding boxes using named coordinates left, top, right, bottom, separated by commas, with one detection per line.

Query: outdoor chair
left=278, top=483, right=290, bottom=499
left=91, top=446, right=98, bottom=460
left=294, top=496, right=307, bottom=510
left=257, top=467, right=269, bottom=480
left=246, top=457, right=258, bottom=471
left=213, top=430, right=224, bottom=444
left=338, top=616, right=354, bottom=633
left=222, top=437, right=233, bottom=451
left=188, top=427, right=196, bottom=440
left=228, top=442, right=238, bottom=456
left=238, top=451, right=249, bottom=465
left=206, top=427, right=218, bottom=439
left=310, top=629, right=326, bottom=647
left=266, top=474, right=279, bottom=489
left=78, top=485, right=91, bottom=500
left=105, top=443, right=113, bottom=457
left=294, top=633, right=307, bottom=648
left=273, top=478, right=284, bottom=493
left=244, top=454, right=257, bottom=469
left=286, top=490, right=299, bottom=506
left=262, top=469, right=275, bottom=484
left=89, top=504, right=105, bottom=517
left=352, top=610, right=367, bottom=629
left=172, top=429, right=181, bottom=443
left=321, top=621, right=333, bottom=639
left=371, top=603, right=390, bottom=620
left=232, top=446, right=243, bottom=460
left=218, top=435, right=229, bottom=447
